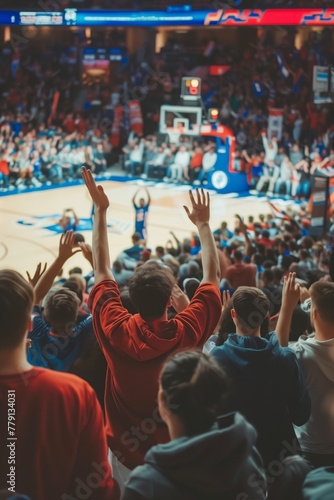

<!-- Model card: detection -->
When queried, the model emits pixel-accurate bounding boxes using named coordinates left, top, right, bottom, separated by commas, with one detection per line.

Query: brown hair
left=0, top=270, right=34, bottom=348
left=160, top=351, right=229, bottom=436
left=310, top=281, right=334, bottom=324
left=129, top=261, right=175, bottom=320
left=43, top=288, right=80, bottom=333
left=232, top=286, right=270, bottom=332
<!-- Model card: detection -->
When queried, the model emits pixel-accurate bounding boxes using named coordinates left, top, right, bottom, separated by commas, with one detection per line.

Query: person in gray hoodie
left=276, top=274, right=334, bottom=468
left=122, top=351, right=267, bottom=500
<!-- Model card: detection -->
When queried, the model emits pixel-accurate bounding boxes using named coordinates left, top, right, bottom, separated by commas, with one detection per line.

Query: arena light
left=181, top=77, right=201, bottom=100
left=208, top=108, right=220, bottom=123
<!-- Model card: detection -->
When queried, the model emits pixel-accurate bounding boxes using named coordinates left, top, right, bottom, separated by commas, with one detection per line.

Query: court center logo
left=211, top=170, right=228, bottom=190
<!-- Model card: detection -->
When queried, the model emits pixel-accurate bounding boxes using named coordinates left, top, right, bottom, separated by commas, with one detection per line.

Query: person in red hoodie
left=0, top=270, right=119, bottom=500
left=82, top=168, right=222, bottom=491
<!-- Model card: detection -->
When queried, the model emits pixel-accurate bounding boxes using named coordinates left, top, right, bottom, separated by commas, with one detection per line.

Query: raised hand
left=58, top=231, right=81, bottom=262
left=82, top=167, right=110, bottom=210
left=183, top=189, right=210, bottom=227
left=26, top=262, right=47, bottom=288
left=235, top=214, right=247, bottom=234
left=77, top=242, right=93, bottom=267
left=282, top=272, right=300, bottom=311
left=221, top=289, right=231, bottom=314
left=171, top=284, right=190, bottom=313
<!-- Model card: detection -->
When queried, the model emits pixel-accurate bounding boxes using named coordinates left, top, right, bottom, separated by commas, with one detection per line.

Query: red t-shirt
left=0, top=160, right=9, bottom=175
left=225, top=263, right=257, bottom=289
left=190, top=152, right=204, bottom=169
left=89, top=280, right=222, bottom=469
left=0, top=368, right=119, bottom=500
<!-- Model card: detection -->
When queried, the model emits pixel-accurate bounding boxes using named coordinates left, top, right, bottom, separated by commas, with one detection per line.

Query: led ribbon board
left=1, top=9, right=334, bottom=26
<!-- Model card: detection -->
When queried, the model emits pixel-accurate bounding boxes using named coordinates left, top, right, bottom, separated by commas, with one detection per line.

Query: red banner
left=209, top=65, right=231, bottom=76
left=128, top=100, right=143, bottom=136
left=204, top=9, right=334, bottom=26
left=111, top=105, right=123, bottom=148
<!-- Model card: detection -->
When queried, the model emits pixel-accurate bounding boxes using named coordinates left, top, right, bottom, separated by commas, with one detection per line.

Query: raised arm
left=132, top=188, right=140, bottom=206
left=236, top=214, right=252, bottom=258
left=71, top=209, right=79, bottom=227
left=144, top=187, right=151, bottom=205
left=276, top=272, right=300, bottom=347
left=184, top=189, right=220, bottom=288
left=32, top=231, right=80, bottom=305
left=82, top=167, right=114, bottom=283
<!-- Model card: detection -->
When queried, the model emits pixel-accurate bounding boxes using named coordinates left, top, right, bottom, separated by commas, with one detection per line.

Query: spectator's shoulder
left=88, top=279, right=119, bottom=310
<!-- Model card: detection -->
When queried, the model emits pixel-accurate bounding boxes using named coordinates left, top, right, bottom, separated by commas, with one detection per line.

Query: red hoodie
left=89, top=280, right=222, bottom=469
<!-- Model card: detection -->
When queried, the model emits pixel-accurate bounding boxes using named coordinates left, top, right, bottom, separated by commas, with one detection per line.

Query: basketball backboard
left=313, top=66, right=334, bottom=104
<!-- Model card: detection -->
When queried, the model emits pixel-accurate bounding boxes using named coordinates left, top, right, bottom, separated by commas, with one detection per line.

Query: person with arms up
left=211, top=284, right=311, bottom=471
left=132, top=187, right=150, bottom=242
left=82, top=167, right=222, bottom=491
left=276, top=273, right=334, bottom=468
left=0, top=269, right=119, bottom=500
left=27, top=232, right=94, bottom=373
left=59, top=208, right=79, bottom=233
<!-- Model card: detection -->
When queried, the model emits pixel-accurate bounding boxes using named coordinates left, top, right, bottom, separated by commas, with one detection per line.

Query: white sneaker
left=141, top=174, right=148, bottom=179
left=249, top=189, right=258, bottom=195
left=267, top=191, right=273, bottom=196
left=193, top=180, right=200, bottom=186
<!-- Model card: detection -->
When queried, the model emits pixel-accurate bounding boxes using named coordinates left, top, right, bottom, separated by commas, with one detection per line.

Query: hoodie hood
left=145, top=412, right=258, bottom=494
left=213, top=332, right=281, bottom=382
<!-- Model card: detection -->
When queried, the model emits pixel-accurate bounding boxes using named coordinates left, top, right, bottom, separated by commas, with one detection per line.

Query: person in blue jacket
left=123, top=351, right=267, bottom=500
left=211, top=286, right=311, bottom=468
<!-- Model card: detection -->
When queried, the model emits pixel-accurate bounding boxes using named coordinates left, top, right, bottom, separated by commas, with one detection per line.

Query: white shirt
left=174, top=151, right=190, bottom=169
left=202, top=151, right=217, bottom=172
left=289, top=334, right=334, bottom=454
left=279, top=158, right=291, bottom=181
left=262, top=136, right=278, bottom=164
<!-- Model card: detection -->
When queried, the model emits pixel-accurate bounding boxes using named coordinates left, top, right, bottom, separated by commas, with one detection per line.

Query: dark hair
left=69, top=266, right=83, bottom=275
left=263, top=260, right=275, bottom=269
left=310, top=281, right=334, bottom=324
left=73, top=233, right=85, bottom=244
left=272, top=267, right=284, bottom=284
left=160, top=351, right=229, bottom=436
left=120, top=289, right=138, bottom=314
left=132, top=232, right=141, bottom=243
left=63, top=280, right=83, bottom=304
left=262, top=269, right=274, bottom=284
left=299, top=249, right=309, bottom=260
left=234, top=250, right=243, bottom=262
left=128, top=261, right=175, bottom=320
left=232, top=287, right=270, bottom=332
left=268, top=456, right=311, bottom=500
left=156, top=246, right=165, bottom=255
left=253, top=253, right=263, bottom=266
left=0, top=270, right=34, bottom=349
left=43, top=288, right=79, bottom=333
left=113, top=260, right=123, bottom=274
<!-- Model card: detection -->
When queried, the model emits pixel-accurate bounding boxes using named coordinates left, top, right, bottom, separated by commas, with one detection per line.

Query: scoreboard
left=0, top=9, right=334, bottom=27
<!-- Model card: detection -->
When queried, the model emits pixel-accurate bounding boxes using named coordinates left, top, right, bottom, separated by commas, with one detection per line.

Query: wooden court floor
left=0, top=180, right=277, bottom=277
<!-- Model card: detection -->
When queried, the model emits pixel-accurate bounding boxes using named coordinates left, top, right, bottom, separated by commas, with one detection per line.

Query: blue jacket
left=211, top=332, right=311, bottom=465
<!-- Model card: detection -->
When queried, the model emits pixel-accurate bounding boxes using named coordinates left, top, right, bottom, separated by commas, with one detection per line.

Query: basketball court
left=0, top=178, right=289, bottom=276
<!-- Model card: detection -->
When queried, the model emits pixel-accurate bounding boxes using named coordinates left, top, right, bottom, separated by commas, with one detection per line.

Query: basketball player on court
left=132, top=187, right=151, bottom=241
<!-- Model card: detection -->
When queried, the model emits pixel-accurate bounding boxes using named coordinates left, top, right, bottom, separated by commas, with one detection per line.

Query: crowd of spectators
left=0, top=24, right=333, bottom=199
left=1, top=171, right=334, bottom=498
